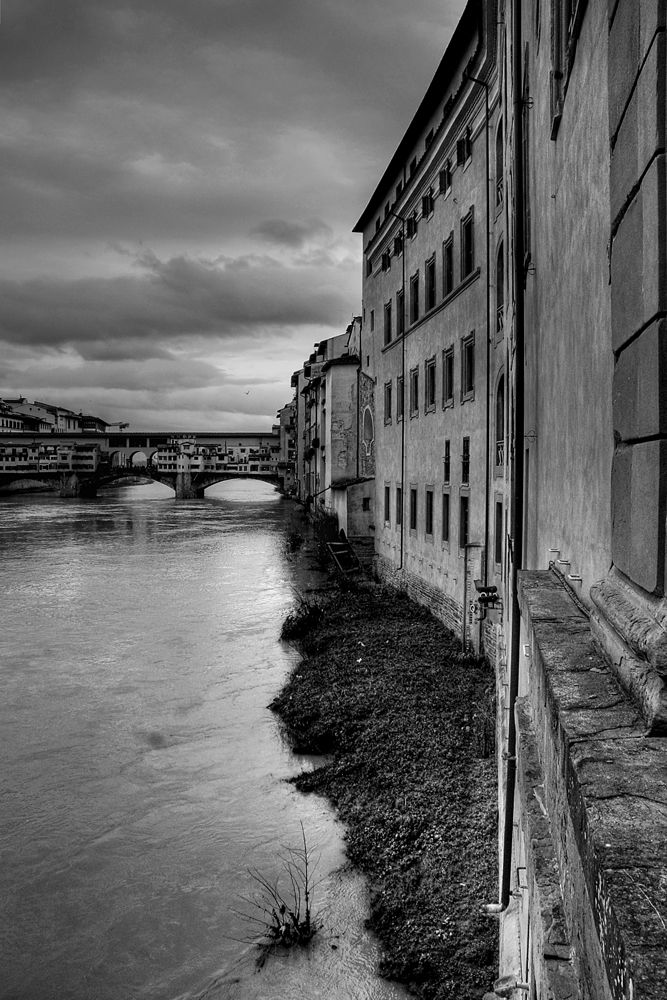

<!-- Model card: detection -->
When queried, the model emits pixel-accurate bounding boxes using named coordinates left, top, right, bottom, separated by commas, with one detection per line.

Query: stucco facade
left=347, top=1, right=667, bottom=997
left=354, top=0, right=506, bottom=651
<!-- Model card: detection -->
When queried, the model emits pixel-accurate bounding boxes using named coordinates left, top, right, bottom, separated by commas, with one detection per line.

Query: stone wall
left=375, top=554, right=463, bottom=637
left=505, top=571, right=667, bottom=1000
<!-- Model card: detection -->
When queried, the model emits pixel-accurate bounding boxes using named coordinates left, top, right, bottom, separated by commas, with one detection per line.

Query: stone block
left=611, top=155, right=666, bottom=352
left=613, top=318, right=667, bottom=441
left=639, top=0, right=667, bottom=71
left=612, top=439, right=667, bottom=594
left=608, top=0, right=641, bottom=140
left=609, top=1, right=665, bottom=136
left=610, top=34, right=665, bottom=221
left=611, top=194, right=644, bottom=352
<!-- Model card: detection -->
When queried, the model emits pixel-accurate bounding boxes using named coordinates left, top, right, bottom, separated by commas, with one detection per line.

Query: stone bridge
left=0, top=467, right=285, bottom=499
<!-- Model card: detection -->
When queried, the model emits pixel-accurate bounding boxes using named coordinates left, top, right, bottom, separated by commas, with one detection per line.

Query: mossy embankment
left=270, top=587, right=498, bottom=1000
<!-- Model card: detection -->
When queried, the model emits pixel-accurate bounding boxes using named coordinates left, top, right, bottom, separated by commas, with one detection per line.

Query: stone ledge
left=590, top=567, right=667, bottom=734
left=515, top=697, right=582, bottom=999
left=518, top=570, right=667, bottom=1000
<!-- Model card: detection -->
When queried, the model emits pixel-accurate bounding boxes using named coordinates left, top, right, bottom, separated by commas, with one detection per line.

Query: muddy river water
left=0, top=481, right=408, bottom=1000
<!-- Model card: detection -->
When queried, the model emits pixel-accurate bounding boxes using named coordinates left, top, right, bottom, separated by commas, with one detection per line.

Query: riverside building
left=353, top=0, right=503, bottom=654
left=341, top=0, right=667, bottom=997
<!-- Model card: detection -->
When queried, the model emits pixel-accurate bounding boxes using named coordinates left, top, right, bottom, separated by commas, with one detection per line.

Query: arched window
left=495, top=119, right=504, bottom=206
left=363, top=407, right=374, bottom=456
left=495, top=375, right=505, bottom=467
left=496, top=242, right=504, bottom=336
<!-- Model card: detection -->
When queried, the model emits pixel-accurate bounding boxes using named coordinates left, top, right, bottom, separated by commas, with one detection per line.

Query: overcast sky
left=0, top=0, right=465, bottom=430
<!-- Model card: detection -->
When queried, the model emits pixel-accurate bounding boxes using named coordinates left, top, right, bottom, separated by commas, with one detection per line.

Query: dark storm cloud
left=0, top=250, right=354, bottom=357
left=251, top=219, right=333, bottom=249
left=0, top=0, right=465, bottom=426
left=0, top=0, right=464, bottom=242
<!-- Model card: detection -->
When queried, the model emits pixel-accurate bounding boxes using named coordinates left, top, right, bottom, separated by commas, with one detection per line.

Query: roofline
left=321, top=354, right=361, bottom=372
left=352, top=0, right=487, bottom=234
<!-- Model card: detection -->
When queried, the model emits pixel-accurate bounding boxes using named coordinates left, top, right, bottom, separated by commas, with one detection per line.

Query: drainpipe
left=357, top=319, right=362, bottom=480
left=390, top=209, right=407, bottom=570
left=464, top=69, right=492, bottom=650
left=463, top=71, right=491, bottom=586
left=487, top=0, right=524, bottom=915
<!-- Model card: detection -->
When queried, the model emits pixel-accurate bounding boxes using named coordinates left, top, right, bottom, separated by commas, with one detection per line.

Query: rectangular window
left=425, top=489, right=434, bottom=536
left=461, top=208, right=474, bottom=279
left=461, top=332, right=475, bottom=399
left=362, top=497, right=371, bottom=511
left=394, top=233, right=403, bottom=256
left=396, top=181, right=403, bottom=200
left=495, top=500, right=503, bottom=564
left=443, top=347, right=454, bottom=406
left=425, top=256, right=436, bottom=310
left=439, top=160, right=452, bottom=195
left=442, top=492, right=450, bottom=542
left=396, top=486, right=403, bottom=526
left=407, top=212, right=418, bottom=238
left=409, top=157, right=417, bottom=176
left=384, top=486, right=391, bottom=523
left=410, top=488, right=418, bottom=531
left=381, top=251, right=391, bottom=272
left=384, top=301, right=392, bottom=346
left=409, top=367, right=419, bottom=416
left=443, top=234, right=454, bottom=296
left=396, top=289, right=405, bottom=336
left=422, top=188, right=434, bottom=218
left=370, top=309, right=375, bottom=332
left=384, top=381, right=392, bottom=424
left=410, top=272, right=419, bottom=324
left=444, top=440, right=451, bottom=484
left=459, top=495, right=470, bottom=547
left=425, top=357, right=436, bottom=410
left=462, top=436, right=470, bottom=484
left=397, top=376, right=404, bottom=421
left=456, top=126, right=472, bottom=166
left=365, top=257, right=372, bottom=277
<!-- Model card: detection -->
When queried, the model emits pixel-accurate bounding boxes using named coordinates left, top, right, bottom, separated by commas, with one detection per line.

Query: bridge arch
left=201, top=473, right=283, bottom=490
left=148, top=469, right=285, bottom=499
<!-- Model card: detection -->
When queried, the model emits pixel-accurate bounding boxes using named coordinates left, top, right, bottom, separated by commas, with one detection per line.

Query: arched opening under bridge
left=205, top=479, right=281, bottom=502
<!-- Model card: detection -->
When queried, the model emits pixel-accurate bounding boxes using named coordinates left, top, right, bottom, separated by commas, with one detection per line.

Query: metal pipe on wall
left=500, top=0, right=526, bottom=912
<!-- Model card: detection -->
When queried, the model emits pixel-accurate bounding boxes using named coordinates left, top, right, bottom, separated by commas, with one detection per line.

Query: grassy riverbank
left=271, top=586, right=498, bottom=1000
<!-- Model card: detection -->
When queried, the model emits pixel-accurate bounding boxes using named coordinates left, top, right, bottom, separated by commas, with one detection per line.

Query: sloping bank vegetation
left=271, top=586, right=498, bottom=1000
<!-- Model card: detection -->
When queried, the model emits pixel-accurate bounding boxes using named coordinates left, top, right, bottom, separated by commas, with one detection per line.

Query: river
left=0, top=480, right=408, bottom=1000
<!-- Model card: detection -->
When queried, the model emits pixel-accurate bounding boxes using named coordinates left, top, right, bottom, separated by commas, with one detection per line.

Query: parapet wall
left=512, top=571, right=667, bottom=1000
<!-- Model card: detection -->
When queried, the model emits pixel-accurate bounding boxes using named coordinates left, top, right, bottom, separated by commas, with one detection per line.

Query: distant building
left=1, top=398, right=108, bottom=435
left=276, top=401, right=297, bottom=493
left=291, top=318, right=375, bottom=546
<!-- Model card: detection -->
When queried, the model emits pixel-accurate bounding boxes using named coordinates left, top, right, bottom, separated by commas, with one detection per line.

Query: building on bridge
left=0, top=441, right=102, bottom=473
left=154, top=437, right=283, bottom=477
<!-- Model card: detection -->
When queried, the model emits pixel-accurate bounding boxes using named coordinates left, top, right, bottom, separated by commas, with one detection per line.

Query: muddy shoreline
left=271, top=583, right=498, bottom=1000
